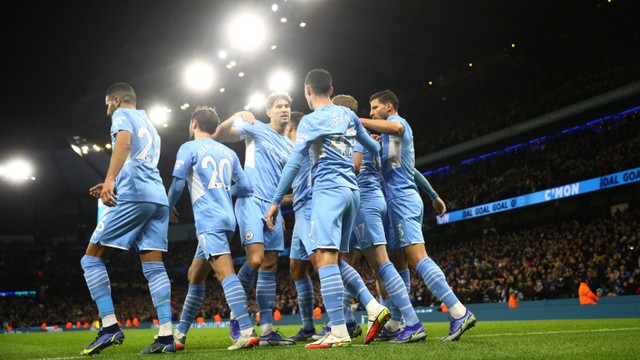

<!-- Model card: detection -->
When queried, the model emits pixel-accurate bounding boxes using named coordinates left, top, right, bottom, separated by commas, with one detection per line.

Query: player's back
left=235, top=120, right=293, bottom=202
left=381, top=114, right=418, bottom=200
left=110, top=108, right=167, bottom=205
left=354, top=140, right=383, bottom=195
left=297, top=105, right=359, bottom=191
left=179, top=138, right=241, bottom=234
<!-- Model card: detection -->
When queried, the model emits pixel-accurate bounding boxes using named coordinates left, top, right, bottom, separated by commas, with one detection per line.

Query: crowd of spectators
left=2, top=208, right=638, bottom=329
left=427, top=110, right=640, bottom=211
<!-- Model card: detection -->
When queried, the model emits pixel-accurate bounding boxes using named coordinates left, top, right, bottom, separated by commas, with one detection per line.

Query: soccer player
left=80, top=83, right=174, bottom=355
left=360, top=90, right=476, bottom=341
left=284, top=111, right=319, bottom=341
left=166, top=106, right=260, bottom=350
left=212, top=93, right=295, bottom=346
left=266, top=69, right=390, bottom=348
left=333, top=94, right=426, bottom=343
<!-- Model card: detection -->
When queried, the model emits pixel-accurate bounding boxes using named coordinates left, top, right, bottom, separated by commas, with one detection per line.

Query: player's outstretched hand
left=89, top=183, right=104, bottom=198
left=100, top=180, right=117, bottom=207
left=433, top=197, right=447, bottom=216
left=265, top=203, right=280, bottom=231
left=235, top=111, right=256, bottom=125
left=170, top=207, right=180, bottom=224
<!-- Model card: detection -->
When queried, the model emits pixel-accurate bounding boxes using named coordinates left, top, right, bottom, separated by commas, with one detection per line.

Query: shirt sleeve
left=172, top=144, right=193, bottom=180
left=110, top=110, right=133, bottom=139
left=353, top=115, right=380, bottom=153
left=233, top=119, right=258, bottom=139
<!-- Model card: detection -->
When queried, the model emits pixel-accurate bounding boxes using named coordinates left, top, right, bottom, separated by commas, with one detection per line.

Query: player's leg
left=206, top=230, right=260, bottom=350
left=338, top=189, right=389, bottom=345
left=305, top=188, right=352, bottom=349
left=289, top=209, right=317, bottom=341
left=173, top=252, right=210, bottom=350
left=364, top=245, right=425, bottom=343
left=138, top=204, right=174, bottom=354
left=258, top=199, right=293, bottom=345
left=80, top=202, right=148, bottom=355
left=393, top=194, right=475, bottom=341
left=339, top=247, right=363, bottom=338
left=234, top=197, right=264, bottom=297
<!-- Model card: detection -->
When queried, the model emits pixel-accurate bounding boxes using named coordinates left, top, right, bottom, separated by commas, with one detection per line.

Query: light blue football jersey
left=380, top=114, right=418, bottom=200
left=110, top=108, right=167, bottom=205
left=235, top=121, right=293, bottom=202
left=291, top=154, right=312, bottom=211
left=294, top=105, right=368, bottom=191
left=354, top=140, right=383, bottom=195
left=172, top=138, right=247, bottom=234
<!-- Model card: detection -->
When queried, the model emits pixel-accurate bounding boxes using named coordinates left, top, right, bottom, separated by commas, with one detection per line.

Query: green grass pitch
left=1, top=319, right=639, bottom=360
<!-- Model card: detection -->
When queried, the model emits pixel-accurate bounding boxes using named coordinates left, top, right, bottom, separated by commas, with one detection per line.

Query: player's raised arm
left=211, top=111, right=255, bottom=142
left=354, top=117, right=381, bottom=153
left=360, top=117, right=404, bottom=135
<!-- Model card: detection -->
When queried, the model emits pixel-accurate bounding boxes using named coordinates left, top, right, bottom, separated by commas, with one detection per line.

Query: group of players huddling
left=79, top=69, right=476, bottom=355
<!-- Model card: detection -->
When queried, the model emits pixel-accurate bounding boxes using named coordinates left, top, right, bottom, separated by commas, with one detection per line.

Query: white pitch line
left=465, top=327, right=640, bottom=338
left=32, top=328, right=640, bottom=360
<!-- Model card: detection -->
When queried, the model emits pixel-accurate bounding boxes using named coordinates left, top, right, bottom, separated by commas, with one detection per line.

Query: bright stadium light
left=226, top=13, right=268, bottom=52
left=246, top=93, right=266, bottom=110
left=0, top=158, right=35, bottom=182
left=149, top=106, right=171, bottom=125
left=269, top=71, right=293, bottom=92
left=184, top=62, right=214, bottom=91
left=218, top=50, right=228, bottom=59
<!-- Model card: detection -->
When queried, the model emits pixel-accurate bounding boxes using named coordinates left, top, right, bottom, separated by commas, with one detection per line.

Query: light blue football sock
left=378, top=261, right=419, bottom=327
left=81, top=255, right=115, bottom=319
left=142, top=261, right=172, bottom=324
left=339, top=260, right=374, bottom=307
left=256, top=270, right=276, bottom=326
left=416, top=257, right=460, bottom=309
left=318, top=264, right=345, bottom=326
left=237, top=262, right=257, bottom=300
left=222, top=275, right=253, bottom=330
left=294, top=277, right=315, bottom=330
left=177, top=284, right=205, bottom=335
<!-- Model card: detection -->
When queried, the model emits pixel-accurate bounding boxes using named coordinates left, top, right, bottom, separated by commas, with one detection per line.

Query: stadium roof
left=0, top=0, right=635, bottom=238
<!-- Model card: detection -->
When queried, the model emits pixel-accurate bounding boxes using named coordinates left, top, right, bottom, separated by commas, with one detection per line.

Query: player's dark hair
left=332, top=94, right=358, bottom=112
left=369, top=90, right=399, bottom=111
left=290, top=111, right=304, bottom=130
left=191, top=106, right=220, bottom=134
left=305, top=69, right=332, bottom=96
left=265, top=92, right=292, bottom=110
left=106, top=82, right=137, bottom=105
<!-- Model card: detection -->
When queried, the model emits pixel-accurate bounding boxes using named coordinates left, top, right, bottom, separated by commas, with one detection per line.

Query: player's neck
left=193, top=129, right=211, bottom=140
left=269, top=120, right=288, bottom=136
left=312, top=97, right=332, bottom=110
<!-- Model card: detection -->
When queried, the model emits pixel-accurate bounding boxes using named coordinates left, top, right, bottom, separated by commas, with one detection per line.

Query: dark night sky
left=0, top=0, right=635, bottom=237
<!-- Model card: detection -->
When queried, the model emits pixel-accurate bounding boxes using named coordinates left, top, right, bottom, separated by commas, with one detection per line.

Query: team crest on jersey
left=245, top=230, right=254, bottom=240
left=96, top=220, right=105, bottom=233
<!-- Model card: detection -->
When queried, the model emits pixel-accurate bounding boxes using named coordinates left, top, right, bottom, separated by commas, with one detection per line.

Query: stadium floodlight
left=269, top=71, right=293, bottom=92
left=149, top=106, right=171, bottom=125
left=71, top=144, right=83, bottom=156
left=184, top=61, right=214, bottom=91
left=226, top=12, right=268, bottom=52
left=0, top=158, right=35, bottom=182
left=272, top=4, right=279, bottom=11
left=218, top=50, right=228, bottom=59
left=246, top=93, right=266, bottom=110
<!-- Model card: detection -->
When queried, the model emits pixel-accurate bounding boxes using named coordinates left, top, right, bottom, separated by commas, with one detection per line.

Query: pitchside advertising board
left=436, top=167, right=640, bottom=225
